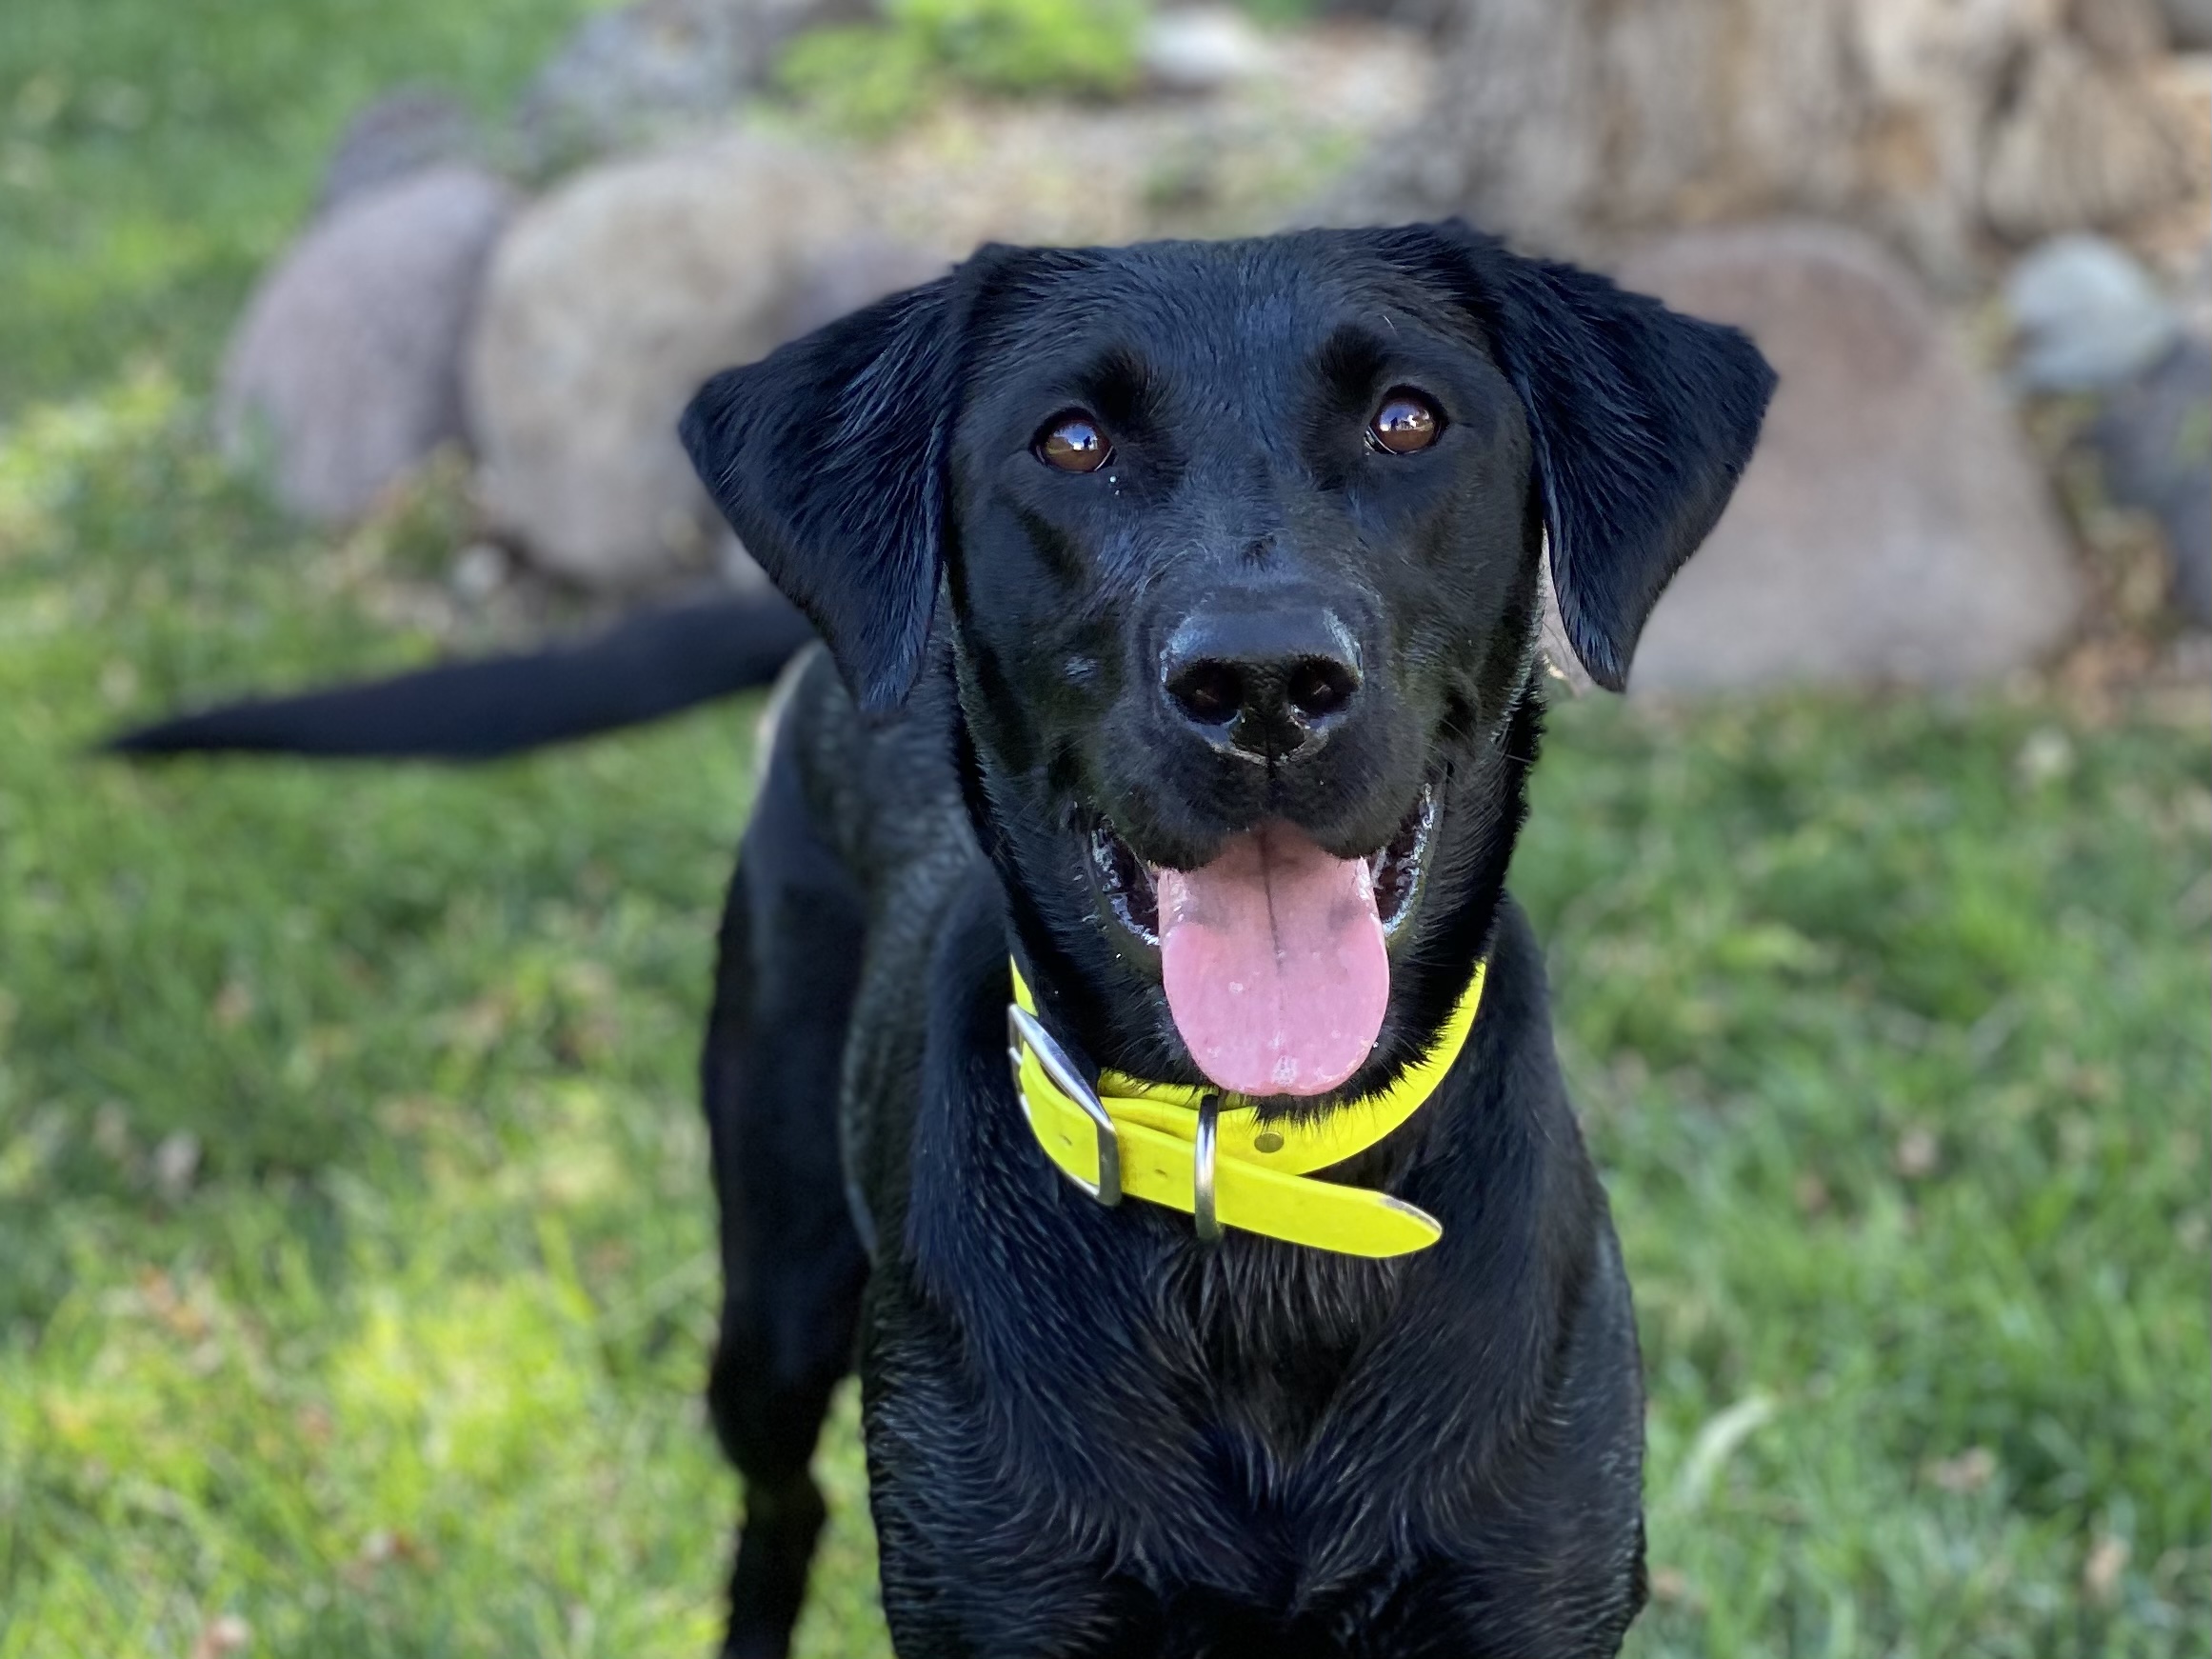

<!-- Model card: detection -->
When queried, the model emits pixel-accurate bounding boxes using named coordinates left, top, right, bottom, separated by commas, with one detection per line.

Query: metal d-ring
left=1192, top=1091, right=1222, bottom=1244
left=1006, top=1003, right=1123, bottom=1208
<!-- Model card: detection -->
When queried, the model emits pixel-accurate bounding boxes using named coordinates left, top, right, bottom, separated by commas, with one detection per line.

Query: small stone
left=2006, top=234, right=2181, bottom=394
left=1923, top=1446, right=1997, bottom=1493
left=152, top=1131, right=201, bottom=1201
left=1894, top=1127, right=1939, bottom=1180
left=2015, top=728, right=2076, bottom=787
left=1140, top=9, right=1275, bottom=94
left=212, top=979, right=254, bottom=1029
left=2164, top=0, right=2212, bottom=50
left=450, top=541, right=511, bottom=602
left=2087, top=336, right=2212, bottom=626
left=2083, top=1534, right=2131, bottom=1603
left=189, top=1615, right=251, bottom=1659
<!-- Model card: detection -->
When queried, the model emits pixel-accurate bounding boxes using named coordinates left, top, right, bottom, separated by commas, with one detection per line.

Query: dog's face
left=946, top=240, right=1551, bottom=1097
left=685, top=226, right=1771, bottom=1102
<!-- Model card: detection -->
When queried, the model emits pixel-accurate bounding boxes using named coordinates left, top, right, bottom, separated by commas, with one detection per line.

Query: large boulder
left=1619, top=222, right=2083, bottom=692
left=1336, top=0, right=2202, bottom=290
left=2166, top=0, right=2212, bottom=50
left=466, top=135, right=937, bottom=589
left=218, top=165, right=519, bottom=523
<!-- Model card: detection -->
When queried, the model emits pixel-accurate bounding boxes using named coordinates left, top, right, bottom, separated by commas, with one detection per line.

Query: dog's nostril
left=1286, top=657, right=1357, bottom=722
left=1160, top=607, right=1363, bottom=755
left=1166, top=661, right=1243, bottom=727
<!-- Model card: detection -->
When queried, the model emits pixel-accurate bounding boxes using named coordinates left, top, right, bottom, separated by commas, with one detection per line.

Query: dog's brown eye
left=1037, top=413, right=1111, bottom=473
left=1369, top=391, right=1442, bottom=455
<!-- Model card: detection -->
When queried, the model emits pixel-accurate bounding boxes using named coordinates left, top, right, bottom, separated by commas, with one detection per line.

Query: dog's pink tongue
left=1155, top=824, right=1388, bottom=1097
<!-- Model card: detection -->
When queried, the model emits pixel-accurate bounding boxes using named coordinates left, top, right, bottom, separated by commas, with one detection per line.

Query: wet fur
left=684, top=223, right=1772, bottom=1658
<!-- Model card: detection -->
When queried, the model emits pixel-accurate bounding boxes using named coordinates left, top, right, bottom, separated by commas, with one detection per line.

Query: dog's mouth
left=1086, top=786, right=1437, bottom=1097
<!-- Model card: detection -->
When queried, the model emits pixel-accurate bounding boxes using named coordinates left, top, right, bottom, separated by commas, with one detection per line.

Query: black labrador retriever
left=676, top=220, right=1772, bottom=1658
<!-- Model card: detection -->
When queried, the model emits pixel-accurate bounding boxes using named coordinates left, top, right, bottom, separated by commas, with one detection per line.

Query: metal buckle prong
left=1192, top=1091, right=1222, bottom=1244
left=1006, top=1003, right=1123, bottom=1208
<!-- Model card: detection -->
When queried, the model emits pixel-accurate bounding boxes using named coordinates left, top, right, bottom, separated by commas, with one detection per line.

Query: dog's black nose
left=1160, top=608, right=1363, bottom=761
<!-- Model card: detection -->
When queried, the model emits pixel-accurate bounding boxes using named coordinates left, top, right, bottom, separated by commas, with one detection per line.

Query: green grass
left=780, top=0, right=1151, bottom=137
left=3, top=3, right=2209, bottom=1654
left=0, top=0, right=604, bottom=415
left=1522, top=697, right=2211, bottom=1656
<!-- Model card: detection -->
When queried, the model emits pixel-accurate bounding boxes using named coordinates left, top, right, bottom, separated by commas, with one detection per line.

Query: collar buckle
left=1007, top=1003, right=1123, bottom=1208
left=1191, top=1092, right=1223, bottom=1244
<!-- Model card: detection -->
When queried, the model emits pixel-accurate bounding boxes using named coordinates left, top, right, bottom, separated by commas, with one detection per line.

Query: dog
left=672, top=221, right=1772, bottom=1658
left=110, top=218, right=1770, bottom=1654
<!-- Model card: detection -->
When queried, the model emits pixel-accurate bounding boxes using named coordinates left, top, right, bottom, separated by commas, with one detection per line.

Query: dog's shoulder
left=771, top=636, right=972, bottom=902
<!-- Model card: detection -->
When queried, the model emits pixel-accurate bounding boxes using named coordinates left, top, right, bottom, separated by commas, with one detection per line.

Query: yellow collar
left=1006, top=957, right=1486, bottom=1258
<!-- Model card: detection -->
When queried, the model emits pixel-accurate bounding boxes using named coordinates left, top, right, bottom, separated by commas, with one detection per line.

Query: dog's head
left=684, top=225, right=1772, bottom=1105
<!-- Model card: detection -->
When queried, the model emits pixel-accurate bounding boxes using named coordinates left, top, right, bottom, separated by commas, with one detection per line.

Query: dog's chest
left=863, top=898, right=1648, bottom=1654
left=887, top=1152, right=1451, bottom=1570
left=867, top=1206, right=1531, bottom=1659
left=1161, top=1242, right=1405, bottom=1471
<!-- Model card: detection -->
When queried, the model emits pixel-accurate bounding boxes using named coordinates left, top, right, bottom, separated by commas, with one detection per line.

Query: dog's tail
left=105, top=589, right=815, bottom=761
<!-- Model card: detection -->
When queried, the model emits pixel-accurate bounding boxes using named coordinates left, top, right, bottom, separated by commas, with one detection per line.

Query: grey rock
left=1140, top=9, right=1275, bottom=94
left=2182, top=247, right=2212, bottom=347
left=2090, top=337, right=2212, bottom=626
left=219, top=165, right=520, bottom=523
left=316, top=86, right=481, bottom=216
left=2006, top=234, right=2182, bottom=394
left=1313, top=0, right=1456, bottom=30
left=1618, top=222, right=2082, bottom=692
left=515, top=0, right=867, bottom=173
left=468, top=135, right=936, bottom=589
left=2164, top=0, right=2212, bottom=50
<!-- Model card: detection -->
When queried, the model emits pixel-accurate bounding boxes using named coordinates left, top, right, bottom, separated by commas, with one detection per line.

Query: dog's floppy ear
left=1404, top=223, right=1776, bottom=691
left=681, top=264, right=974, bottom=712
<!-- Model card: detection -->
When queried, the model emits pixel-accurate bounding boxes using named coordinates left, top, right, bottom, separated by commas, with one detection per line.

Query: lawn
left=3, top=4, right=2208, bottom=1655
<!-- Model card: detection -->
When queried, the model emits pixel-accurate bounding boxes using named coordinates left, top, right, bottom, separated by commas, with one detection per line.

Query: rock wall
left=1337, top=0, right=2206, bottom=288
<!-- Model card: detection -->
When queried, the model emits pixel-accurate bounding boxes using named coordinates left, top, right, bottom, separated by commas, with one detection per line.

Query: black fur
left=105, top=589, right=812, bottom=760
left=682, top=266, right=1000, bottom=714
left=683, top=222, right=1771, bottom=1658
left=1393, top=225, right=1771, bottom=691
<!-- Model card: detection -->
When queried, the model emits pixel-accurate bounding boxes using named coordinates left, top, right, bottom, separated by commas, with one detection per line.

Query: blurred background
left=1, top=2, right=2206, bottom=1654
